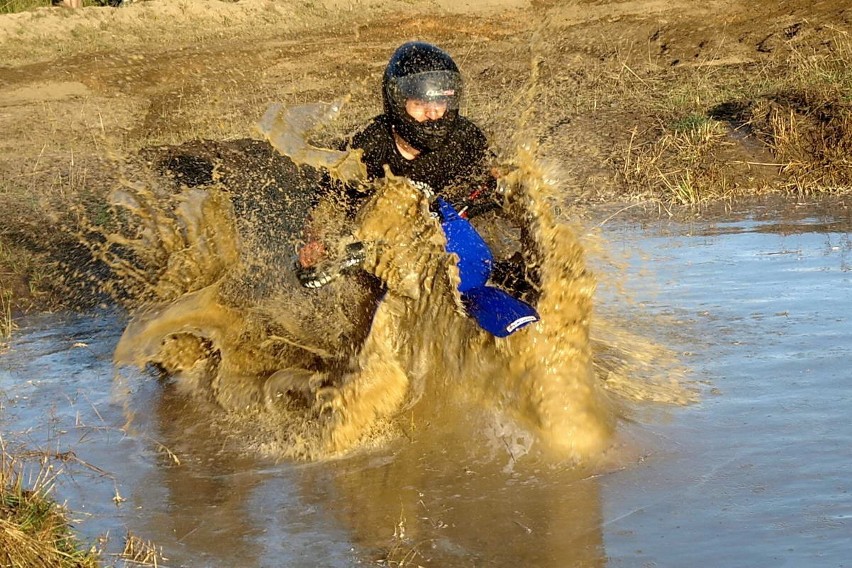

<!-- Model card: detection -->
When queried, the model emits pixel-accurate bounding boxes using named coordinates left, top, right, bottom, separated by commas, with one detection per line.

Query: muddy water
left=1, top=197, right=850, bottom=566
left=598, top=198, right=852, bottom=567
left=98, top=102, right=627, bottom=465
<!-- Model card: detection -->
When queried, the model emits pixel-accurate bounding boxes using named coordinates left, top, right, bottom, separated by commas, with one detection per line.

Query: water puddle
left=86, top=102, right=655, bottom=467
left=2, top=197, right=849, bottom=566
left=598, top=197, right=852, bottom=567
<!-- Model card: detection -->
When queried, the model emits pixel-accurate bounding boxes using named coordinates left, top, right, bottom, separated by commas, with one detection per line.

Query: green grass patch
left=0, top=0, right=49, bottom=14
left=670, top=113, right=713, bottom=134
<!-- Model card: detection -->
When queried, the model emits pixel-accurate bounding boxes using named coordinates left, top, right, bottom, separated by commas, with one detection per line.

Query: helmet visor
left=390, top=70, right=463, bottom=110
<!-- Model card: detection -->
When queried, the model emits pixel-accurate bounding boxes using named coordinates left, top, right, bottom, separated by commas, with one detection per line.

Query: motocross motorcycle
left=112, top=101, right=613, bottom=461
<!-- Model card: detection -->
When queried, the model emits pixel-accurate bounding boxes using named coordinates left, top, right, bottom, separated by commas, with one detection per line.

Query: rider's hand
left=296, top=241, right=366, bottom=289
left=298, top=240, right=327, bottom=268
left=410, top=180, right=436, bottom=202
left=296, top=265, right=334, bottom=289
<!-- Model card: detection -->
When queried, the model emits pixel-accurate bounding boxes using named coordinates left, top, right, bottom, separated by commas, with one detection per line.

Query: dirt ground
left=0, top=0, right=850, bottom=309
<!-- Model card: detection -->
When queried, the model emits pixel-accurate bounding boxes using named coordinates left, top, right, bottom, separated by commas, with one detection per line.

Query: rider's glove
left=410, top=181, right=436, bottom=202
left=339, top=242, right=366, bottom=271
left=296, top=242, right=366, bottom=289
left=296, top=265, right=335, bottom=289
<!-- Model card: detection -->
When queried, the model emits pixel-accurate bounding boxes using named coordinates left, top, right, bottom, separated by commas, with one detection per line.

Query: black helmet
left=382, top=42, right=463, bottom=153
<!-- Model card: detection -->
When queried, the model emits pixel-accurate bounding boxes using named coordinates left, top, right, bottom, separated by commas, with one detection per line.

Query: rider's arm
left=297, top=120, right=385, bottom=268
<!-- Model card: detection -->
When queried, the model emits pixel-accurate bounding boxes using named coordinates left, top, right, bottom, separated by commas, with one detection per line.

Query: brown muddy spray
left=107, top=96, right=691, bottom=464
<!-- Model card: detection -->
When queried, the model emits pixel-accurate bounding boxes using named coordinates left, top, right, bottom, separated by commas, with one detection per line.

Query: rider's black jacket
left=352, top=115, right=489, bottom=188
left=339, top=114, right=498, bottom=216
left=345, top=115, right=531, bottom=297
left=300, top=114, right=531, bottom=295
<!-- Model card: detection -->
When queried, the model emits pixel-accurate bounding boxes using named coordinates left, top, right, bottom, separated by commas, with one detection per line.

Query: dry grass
left=619, top=116, right=730, bottom=204
left=1, top=440, right=167, bottom=567
left=0, top=288, right=14, bottom=349
left=749, top=93, right=852, bottom=192
left=0, top=0, right=113, bottom=12
left=118, top=532, right=166, bottom=567
left=0, top=438, right=100, bottom=568
left=0, top=0, right=49, bottom=12
left=373, top=513, right=429, bottom=567
left=712, top=31, right=852, bottom=194
left=0, top=154, right=129, bottom=311
left=606, top=28, right=852, bottom=204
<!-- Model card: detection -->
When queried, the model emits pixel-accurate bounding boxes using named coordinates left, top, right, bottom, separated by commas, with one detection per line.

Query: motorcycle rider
left=297, top=41, right=525, bottom=292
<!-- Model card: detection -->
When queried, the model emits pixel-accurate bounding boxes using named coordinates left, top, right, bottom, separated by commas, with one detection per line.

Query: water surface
left=1, top=197, right=849, bottom=567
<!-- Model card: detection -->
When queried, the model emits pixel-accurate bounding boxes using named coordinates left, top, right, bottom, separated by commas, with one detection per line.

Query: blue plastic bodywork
left=436, top=198, right=539, bottom=337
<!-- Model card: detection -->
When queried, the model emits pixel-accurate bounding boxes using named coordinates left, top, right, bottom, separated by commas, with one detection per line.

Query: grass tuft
left=618, top=117, right=728, bottom=204
left=119, top=531, right=167, bottom=567
left=0, top=0, right=49, bottom=14
left=0, top=438, right=100, bottom=568
left=610, top=29, right=852, bottom=201
left=747, top=91, right=852, bottom=193
left=0, top=288, right=14, bottom=349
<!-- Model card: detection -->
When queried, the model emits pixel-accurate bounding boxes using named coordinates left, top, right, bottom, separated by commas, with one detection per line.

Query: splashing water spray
left=105, top=60, right=691, bottom=463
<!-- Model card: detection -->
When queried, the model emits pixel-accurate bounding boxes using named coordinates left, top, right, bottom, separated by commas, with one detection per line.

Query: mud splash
left=107, top=100, right=690, bottom=463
